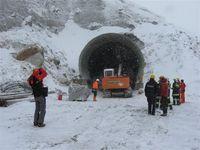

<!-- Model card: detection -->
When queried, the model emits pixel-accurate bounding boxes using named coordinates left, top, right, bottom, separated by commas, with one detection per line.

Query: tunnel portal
left=79, top=33, right=145, bottom=89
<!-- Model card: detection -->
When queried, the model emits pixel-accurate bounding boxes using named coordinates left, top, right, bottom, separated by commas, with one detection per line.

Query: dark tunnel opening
left=79, top=33, right=145, bottom=89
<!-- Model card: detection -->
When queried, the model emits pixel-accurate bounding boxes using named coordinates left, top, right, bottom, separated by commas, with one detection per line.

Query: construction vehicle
left=102, top=65, right=132, bottom=98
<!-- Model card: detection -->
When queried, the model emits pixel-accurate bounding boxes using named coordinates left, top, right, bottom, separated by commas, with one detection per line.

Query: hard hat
left=150, top=74, right=155, bottom=79
left=96, top=79, right=100, bottom=82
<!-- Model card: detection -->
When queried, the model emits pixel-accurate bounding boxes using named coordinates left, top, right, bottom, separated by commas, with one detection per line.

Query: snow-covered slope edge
left=0, top=25, right=75, bottom=92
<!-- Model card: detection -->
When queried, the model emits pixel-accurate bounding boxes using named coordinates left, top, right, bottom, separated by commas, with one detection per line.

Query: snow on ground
left=1, top=17, right=200, bottom=150
left=1, top=1, right=200, bottom=149
left=0, top=93, right=200, bottom=150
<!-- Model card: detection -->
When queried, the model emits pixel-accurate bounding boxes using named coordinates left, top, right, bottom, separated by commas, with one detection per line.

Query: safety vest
left=92, top=81, right=99, bottom=90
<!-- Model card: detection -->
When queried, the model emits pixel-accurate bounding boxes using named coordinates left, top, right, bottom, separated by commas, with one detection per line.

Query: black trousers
left=147, top=97, right=156, bottom=115
left=173, top=95, right=180, bottom=105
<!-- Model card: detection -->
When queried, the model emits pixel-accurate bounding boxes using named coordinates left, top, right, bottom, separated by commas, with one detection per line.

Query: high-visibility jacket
left=172, top=82, right=180, bottom=96
left=92, top=81, right=99, bottom=90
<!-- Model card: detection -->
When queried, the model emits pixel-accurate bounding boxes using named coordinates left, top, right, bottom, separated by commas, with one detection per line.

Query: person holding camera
left=28, top=67, right=48, bottom=127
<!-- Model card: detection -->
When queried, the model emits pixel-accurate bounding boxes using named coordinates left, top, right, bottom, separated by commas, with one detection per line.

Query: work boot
left=160, top=113, right=167, bottom=116
left=38, top=123, right=46, bottom=127
left=169, top=105, right=173, bottom=110
left=33, top=122, right=38, bottom=126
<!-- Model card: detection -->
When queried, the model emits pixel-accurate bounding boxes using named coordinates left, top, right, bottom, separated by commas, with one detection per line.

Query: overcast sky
left=133, top=0, right=200, bottom=37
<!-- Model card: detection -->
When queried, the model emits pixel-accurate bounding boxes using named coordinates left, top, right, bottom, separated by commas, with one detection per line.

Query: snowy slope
left=0, top=0, right=199, bottom=92
left=0, top=0, right=200, bottom=149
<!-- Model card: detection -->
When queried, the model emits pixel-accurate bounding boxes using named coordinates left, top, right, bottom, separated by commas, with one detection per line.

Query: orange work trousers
left=180, top=92, right=185, bottom=103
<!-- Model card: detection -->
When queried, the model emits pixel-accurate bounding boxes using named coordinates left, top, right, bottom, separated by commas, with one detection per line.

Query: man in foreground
left=28, top=67, right=48, bottom=127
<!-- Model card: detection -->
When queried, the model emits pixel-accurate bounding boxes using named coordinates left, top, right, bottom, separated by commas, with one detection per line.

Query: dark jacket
left=145, top=79, right=158, bottom=98
left=28, top=75, right=44, bottom=97
left=172, top=82, right=180, bottom=95
left=28, top=68, right=47, bottom=98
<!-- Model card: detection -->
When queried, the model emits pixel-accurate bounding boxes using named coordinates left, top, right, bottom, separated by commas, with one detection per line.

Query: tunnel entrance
left=79, top=33, right=145, bottom=89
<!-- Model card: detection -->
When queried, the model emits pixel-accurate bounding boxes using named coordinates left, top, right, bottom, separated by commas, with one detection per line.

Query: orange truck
left=102, top=69, right=132, bottom=97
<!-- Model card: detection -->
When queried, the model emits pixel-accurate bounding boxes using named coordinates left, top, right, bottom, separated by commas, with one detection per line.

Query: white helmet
left=96, top=79, right=100, bottom=82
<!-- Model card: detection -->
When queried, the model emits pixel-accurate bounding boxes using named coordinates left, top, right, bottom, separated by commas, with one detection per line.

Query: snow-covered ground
left=1, top=0, right=200, bottom=149
left=1, top=93, right=200, bottom=150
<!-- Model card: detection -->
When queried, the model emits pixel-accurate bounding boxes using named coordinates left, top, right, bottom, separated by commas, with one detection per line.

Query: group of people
left=27, top=66, right=186, bottom=127
left=145, top=74, right=186, bottom=116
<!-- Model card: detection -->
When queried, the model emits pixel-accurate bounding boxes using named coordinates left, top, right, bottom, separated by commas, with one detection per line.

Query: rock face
left=0, top=0, right=161, bottom=32
left=16, top=44, right=44, bottom=67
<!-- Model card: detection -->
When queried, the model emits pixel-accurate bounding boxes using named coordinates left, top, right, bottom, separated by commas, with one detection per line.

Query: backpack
left=27, top=75, right=38, bottom=87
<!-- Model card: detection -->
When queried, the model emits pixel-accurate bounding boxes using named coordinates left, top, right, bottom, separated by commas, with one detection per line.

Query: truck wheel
left=103, top=90, right=111, bottom=98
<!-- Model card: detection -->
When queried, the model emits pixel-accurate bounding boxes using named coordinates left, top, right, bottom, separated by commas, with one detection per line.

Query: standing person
left=167, top=79, right=173, bottom=110
left=172, top=79, right=180, bottom=105
left=160, top=76, right=169, bottom=116
left=177, top=78, right=181, bottom=104
left=28, top=67, right=48, bottom=127
left=156, top=77, right=161, bottom=109
left=180, top=79, right=186, bottom=103
left=144, top=74, right=158, bottom=115
left=92, top=79, right=99, bottom=101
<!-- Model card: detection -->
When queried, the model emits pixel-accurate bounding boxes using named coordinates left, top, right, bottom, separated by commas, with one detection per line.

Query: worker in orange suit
left=180, top=79, right=186, bottom=103
left=92, top=79, right=99, bottom=101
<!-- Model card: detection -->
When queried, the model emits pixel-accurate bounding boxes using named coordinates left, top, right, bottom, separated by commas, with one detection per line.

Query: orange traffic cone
left=57, top=90, right=63, bottom=101
left=58, top=94, right=62, bottom=101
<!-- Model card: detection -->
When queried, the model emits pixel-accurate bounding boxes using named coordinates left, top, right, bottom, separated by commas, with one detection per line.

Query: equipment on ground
left=68, top=79, right=91, bottom=101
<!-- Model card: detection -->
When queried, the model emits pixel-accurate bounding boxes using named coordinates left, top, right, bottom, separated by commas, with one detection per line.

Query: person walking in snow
left=172, top=79, right=180, bottom=105
left=28, top=67, right=48, bottom=127
left=180, top=79, right=186, bottom=103
left=92, top=79, right=99, bottom=101
left=160, top=76, right=169, bottom=116
left=144, top=74, right=158, bottom=115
